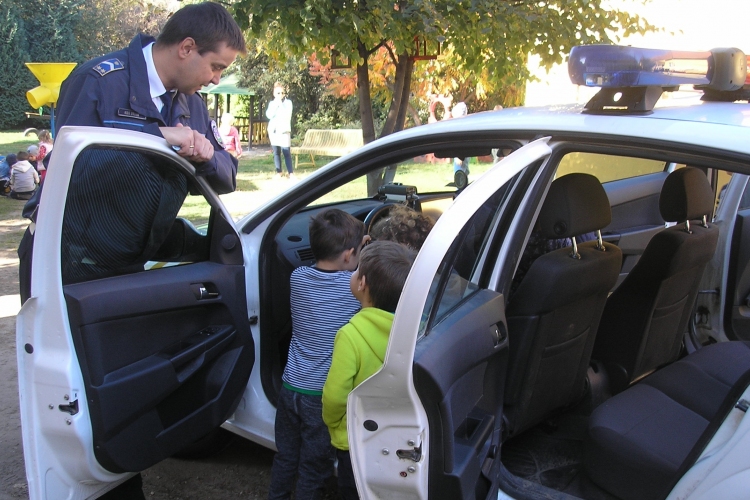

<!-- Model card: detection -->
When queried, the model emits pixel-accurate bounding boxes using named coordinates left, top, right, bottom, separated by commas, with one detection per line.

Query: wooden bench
left=290, top=129, right=364, bottom=168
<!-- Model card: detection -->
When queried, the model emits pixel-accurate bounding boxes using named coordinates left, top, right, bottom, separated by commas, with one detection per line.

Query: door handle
left=192, top=283, right=219, bottom=300
left=198, top=286, right=218, bottom=299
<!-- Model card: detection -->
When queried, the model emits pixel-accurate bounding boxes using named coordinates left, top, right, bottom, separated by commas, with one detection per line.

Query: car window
left=60, top=148, right=211, bottom=285
left=555, top=152, right=666, bottom=183
left=309, top=152, right=498, bottom=206
left=418, top=183, right=510, bottom=338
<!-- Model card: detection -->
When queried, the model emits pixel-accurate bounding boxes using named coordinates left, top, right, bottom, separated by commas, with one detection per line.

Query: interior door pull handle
left=198, top=286, right=219, bottom=299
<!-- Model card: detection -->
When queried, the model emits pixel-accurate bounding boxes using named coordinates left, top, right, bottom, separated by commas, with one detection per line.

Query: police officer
left=17, top=4, right=248, bottom=496
left=55, top=1, right=244, bottom=193
left=18, top=2, right=246, bottom=300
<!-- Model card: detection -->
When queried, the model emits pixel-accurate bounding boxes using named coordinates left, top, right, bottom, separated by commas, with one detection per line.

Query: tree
left=0, top=3, right=34, bottom=129
left=0, top=0, right=173, bottom=130
left=237, top=49, right=362, bottom=139
left=75, top=0, right=171, bottom=60
left=234, top=0, right=654, bottom=144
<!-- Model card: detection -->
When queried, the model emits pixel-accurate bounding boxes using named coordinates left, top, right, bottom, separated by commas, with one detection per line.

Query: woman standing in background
left=266, top=82, right=295, bottom=179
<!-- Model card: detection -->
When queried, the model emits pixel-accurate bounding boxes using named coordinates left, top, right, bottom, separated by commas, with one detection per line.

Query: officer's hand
left=189, top=128, right=214, bottom=163
left=160, top=124, right=213, bottom=163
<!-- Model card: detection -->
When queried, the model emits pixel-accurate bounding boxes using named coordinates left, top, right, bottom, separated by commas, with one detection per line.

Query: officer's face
left=180, top=41, right=238, bottom=95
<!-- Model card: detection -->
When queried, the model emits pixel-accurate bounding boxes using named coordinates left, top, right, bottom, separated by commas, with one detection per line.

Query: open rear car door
left=347, top=139, right=553, bottom=499
left=17, top=127, right=254, bottom=499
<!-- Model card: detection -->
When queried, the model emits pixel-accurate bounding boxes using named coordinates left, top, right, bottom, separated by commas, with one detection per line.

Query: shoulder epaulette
left=92, top=58, right=125, bottom=77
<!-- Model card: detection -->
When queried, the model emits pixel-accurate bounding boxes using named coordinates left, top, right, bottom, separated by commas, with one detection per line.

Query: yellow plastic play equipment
left=25, top=63, right=77, bottom=136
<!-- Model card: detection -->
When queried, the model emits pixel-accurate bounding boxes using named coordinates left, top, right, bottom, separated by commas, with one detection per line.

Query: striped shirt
left=283, top=266, right=361, bottom=393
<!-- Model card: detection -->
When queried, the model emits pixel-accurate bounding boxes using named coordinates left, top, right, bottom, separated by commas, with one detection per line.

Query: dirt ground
left=0, top=209, right=278, bottom=499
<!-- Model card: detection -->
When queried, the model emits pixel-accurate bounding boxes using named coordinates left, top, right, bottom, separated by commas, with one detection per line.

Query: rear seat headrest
left=659, top=167, right=714, bottom=223
left=538, top=173, right=612, bottom=239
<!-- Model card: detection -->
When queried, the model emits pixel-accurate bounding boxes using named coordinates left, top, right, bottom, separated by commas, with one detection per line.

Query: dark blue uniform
left=56, top=34, right=237, bottom=194
left=18, top=34, right=238, bottom=304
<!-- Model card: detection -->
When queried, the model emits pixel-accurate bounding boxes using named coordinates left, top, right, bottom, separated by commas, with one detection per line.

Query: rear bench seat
left=584, top=341, right=750, bottom=500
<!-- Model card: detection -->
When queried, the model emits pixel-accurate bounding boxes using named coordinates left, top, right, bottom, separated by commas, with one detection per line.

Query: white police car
left=18, top=45, right=750, bottom=499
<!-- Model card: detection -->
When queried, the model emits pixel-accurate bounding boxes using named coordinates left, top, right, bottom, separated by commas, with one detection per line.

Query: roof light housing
left=568, top=45, right=748, bottom=113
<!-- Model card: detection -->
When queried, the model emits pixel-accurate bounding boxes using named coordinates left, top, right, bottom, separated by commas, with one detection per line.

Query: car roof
left=362, top=98, right=750, bottom=159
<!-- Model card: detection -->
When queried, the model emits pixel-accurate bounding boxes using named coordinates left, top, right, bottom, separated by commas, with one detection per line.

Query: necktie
left=160, top=91, right=174, bottom=123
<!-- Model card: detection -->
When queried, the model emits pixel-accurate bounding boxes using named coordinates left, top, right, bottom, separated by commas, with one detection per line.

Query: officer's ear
left=178, top=37, right=197, bottom=59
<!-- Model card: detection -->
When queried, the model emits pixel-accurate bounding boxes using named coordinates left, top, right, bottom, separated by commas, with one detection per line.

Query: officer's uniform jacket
left=55, top=34, right=237, bottom=194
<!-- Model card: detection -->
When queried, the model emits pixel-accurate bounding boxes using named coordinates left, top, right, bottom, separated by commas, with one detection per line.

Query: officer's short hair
left=158, top=2, right=247, bottom=55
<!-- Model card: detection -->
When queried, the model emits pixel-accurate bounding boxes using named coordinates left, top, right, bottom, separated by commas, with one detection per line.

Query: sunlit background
left=526, top=0, right=750, bottom=106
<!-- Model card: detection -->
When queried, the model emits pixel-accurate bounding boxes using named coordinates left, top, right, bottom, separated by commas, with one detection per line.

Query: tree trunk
left=380, top=53, right=410, bottom=138
left=368, top=53, right=414, bottom=195
left=355, top=40, right=384, bottom=196
left=393, top=55, right=413, bottom=134
left=357, top=39, right=376, bottom=145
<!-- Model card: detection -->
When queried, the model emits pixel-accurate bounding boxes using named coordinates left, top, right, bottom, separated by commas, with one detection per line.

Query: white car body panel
left=223, top=215, right=278, bottom=451
left=17, top=127, right=219, bottom=499
left=19, top=95, right=750, bottom=499
left=348, top=138, right=553, bottom=499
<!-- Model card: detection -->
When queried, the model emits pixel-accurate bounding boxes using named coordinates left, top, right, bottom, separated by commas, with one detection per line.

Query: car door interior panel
left=726, top=208, right=750, bottom=340
left=413, top=291, right=509, bottom=499
left=603, top=171, right=668, bottom=282
left=55, top=147, right=254, bottom=474
left=63, top=262, right=253, bottom=472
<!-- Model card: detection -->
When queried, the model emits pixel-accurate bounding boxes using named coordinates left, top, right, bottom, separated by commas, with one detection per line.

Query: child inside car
left=322, top=240, right=416, bottom=500
left=268, top=208, right=369, bottom=500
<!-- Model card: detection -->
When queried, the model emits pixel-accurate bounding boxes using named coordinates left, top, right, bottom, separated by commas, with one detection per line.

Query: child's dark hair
left=370, top=205, right=434, bottom=250
left=358, top=240, right=416, bottom=313
left=309, top=209, right=365, bottom=262
left=16, top=152, right=29, bottom=161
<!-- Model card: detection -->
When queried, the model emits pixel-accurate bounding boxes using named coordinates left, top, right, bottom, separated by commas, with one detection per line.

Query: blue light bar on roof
left=569, top=45, right=746, bottom=91
left=569, top=45, right=711, bottom=87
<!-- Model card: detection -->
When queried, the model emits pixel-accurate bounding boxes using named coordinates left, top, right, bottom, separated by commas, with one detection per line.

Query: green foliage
left=233, top=0, right=655, bottom=134
left=236, top=51, right=363, bottom=140
left=0, top=4, right=35, bottom=129
left=75, top=0, right=171, bottom=60
left=19, top=0, right=82, bottom=63
left=0, top=0, right=173, bottom=130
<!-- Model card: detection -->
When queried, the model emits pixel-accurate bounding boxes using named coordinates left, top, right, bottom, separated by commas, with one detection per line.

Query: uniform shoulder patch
left=211, top=120, right=225, bottom=148
left=92, top=58, right=125, bottom=77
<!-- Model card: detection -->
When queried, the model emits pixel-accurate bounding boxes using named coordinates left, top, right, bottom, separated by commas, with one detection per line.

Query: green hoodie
left=322, top=307, right=394, bottom=450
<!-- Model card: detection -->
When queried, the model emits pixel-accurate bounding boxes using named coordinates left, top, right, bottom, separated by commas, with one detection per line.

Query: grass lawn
left=0, top=130, right=334, bottom=254
left=0, top=129, right=494, bottom=255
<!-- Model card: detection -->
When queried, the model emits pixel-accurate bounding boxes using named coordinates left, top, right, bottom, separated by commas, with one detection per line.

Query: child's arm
left=322, top=330, right=358, bottom=429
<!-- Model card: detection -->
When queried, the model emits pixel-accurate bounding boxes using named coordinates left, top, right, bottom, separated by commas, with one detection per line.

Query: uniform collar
left=142, top=42, right=168, bottom=100
left=126, top=34, right=161, bottom=117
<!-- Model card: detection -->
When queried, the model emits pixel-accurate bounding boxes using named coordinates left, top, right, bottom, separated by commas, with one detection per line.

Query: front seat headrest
left=538, top=173, right=611, bottom=239
left=659, top=167, right=714, bottom=223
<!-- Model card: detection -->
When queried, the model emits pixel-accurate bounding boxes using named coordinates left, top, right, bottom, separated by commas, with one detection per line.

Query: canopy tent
left=201, top=73, right=252, bottom=96
left=200, top=73, right=255, bottom=120
left=200, top=74, right=267, bottom=145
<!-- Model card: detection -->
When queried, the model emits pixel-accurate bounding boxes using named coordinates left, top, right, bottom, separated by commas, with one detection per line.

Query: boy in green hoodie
left=322, top=240, right=416, bottom=499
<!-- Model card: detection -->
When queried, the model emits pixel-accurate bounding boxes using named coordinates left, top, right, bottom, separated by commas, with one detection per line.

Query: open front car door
left=17, top=127, right=254, bottom=499
left=347, top=138, right=553, bottom=499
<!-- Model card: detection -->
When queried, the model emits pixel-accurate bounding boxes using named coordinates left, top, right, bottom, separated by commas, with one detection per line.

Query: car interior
left=58, top=138, right=750, bottom=498
left=250, top=140, right=750, bottom=499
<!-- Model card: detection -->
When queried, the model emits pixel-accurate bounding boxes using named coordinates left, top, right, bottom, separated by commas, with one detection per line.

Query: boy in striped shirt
left=268, top=208, right=369, bottom=500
